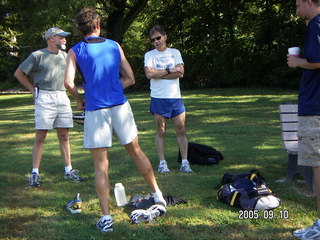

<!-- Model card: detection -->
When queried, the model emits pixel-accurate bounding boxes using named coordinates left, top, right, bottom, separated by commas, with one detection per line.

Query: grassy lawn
left=0, top=88, right=315, bottom=240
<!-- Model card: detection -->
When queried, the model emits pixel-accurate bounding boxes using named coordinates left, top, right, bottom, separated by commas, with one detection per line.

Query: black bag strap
left=221, top=170, right=265, bottom=186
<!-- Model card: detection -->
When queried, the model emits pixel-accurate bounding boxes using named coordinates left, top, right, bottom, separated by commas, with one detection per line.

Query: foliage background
left=1, top=0, right=306, bottom=90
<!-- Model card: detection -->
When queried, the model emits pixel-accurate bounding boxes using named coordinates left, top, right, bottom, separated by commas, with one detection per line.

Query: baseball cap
left=44, top=27, right=70, bottom=40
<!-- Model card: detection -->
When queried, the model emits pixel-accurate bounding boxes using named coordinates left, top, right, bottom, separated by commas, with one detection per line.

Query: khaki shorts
left=298, top=116, right=320, bottom=167
left=34, top=90, right=73, bottom=130
left=83, top=101, right=138, bottom=149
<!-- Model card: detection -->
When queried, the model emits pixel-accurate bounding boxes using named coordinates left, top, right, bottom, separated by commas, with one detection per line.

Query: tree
left=0, top=0, right=308, bottom=89
left=0, top=1, right=19, bottom=87
left=104, top=0, right=149, bottom=42
left=132, top=0, right=305, bottom=88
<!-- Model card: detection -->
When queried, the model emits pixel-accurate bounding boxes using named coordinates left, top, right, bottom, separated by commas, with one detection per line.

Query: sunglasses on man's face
left=151, top=36, right=162, bottom=42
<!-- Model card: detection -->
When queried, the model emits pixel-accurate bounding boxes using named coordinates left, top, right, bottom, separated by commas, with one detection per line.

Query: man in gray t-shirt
left=19, top=48, right=67, bottom=91
left=14, top=27, right=83, bottom=187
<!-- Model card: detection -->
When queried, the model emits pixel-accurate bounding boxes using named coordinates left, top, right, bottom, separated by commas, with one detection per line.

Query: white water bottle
left=114, top=183, right=127, bottom=206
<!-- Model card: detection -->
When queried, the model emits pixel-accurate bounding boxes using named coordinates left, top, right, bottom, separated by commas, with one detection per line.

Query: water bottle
left=114, top=183, right=127, bottom=206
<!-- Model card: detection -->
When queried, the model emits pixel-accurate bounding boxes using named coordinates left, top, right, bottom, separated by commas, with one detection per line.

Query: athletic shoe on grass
left=130, top=209, right=151, bottom=224
left=96, top=216, right=113, bottom=233
left=64, top=169, right=84, bottom=182
left=158, top=162, right=171, bottom=173
left=29, top=172, right=40, bottom=187
left=293, top=220, right=320, bottom=239
left=148, top=204, right=166, bottom=219
left=130, top=204, right=166, bottom=224
left=66, top=193, right=82, bottom=214
left=180, top=162, right=193, bottom=173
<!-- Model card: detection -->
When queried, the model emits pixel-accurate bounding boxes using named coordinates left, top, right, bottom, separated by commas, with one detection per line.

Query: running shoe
left=130, top=209, right=151, bottom=224
left=29, top=172, right=40, bottom=187
left=180, top=162, right=193, bottom=173
left=293, top=220, right=320, bottom=239
left=130, top=204, right=166, bottom=224
left=64, top=169, right=84, bottom=182
left=96, top=216, right=113, bottom=233
left=66, top=193, right=82, bottom=214
left=148, top=204, right=166, bottom=219
left=158, top=162, right=171, bottom=173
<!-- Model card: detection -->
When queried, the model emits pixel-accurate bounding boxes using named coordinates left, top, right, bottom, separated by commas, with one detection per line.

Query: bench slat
left=280, top=104, right=299, bottom=153
left=281, top=122, right=298, bottom=131
left=284, top=140, right=298, bottom=149
left=282, top=132, right=298, bottom=141
left=280, top=114, right=299, bottom=122
left=279, top=104, right=298, bottom=113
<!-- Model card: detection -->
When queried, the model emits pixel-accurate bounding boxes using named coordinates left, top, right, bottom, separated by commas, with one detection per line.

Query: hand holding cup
left=287, top=47, right=301, bottom=68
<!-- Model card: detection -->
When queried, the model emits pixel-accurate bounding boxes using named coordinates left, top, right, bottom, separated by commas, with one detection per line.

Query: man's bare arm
left=64, top=49, right=84, bottom=110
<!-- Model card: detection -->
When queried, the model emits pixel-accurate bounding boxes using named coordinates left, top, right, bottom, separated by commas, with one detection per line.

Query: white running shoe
left=180, top=162, right=193, bottom=173
left=29, top=172, right=40, bottom=187
left=148, top=204, right=166, bottom=219
left=293, top=220, right=320, bottom=240
left=64, top=169, right=84, bottom=182
left=158, top=162, right=171, bottom=173
left=66, top=193, right=82, bottom=214
left=130, top=209, right=151, bottom=224
left=130, top=204, right=166, bottom=224
left=96, top=216, right=113, bottom=233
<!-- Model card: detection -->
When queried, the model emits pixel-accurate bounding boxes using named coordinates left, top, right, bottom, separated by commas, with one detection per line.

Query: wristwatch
left=165, top=67, right=171, bottom=74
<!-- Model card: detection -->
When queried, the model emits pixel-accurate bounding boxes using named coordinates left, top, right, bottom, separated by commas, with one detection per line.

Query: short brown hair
left=303, top=0, right=320, bottom=5
left=75, top=7, right=101, bottom=36
left=149, top=25, right=166, bottom=37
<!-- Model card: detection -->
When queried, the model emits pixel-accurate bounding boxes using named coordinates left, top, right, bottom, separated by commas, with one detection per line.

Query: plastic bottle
left=114, top=183, right=127, bottom=206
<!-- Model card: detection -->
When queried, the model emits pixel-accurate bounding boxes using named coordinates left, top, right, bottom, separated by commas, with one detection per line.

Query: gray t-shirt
left=19, top=48, right=67, bottom=91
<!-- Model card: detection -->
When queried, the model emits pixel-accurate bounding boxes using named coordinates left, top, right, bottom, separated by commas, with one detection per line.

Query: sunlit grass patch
left=0, top=89, right=312, bottom=240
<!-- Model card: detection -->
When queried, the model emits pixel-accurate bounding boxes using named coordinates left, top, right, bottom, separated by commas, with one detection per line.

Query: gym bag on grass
left=217, top=170, right=280, bottom=210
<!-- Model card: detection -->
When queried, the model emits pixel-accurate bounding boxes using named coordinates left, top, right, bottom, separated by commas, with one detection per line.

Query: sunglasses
left=151, top=36, right=162, bottom=42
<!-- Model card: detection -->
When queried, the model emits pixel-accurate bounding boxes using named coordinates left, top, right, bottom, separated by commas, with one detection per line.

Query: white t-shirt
left=144, top=48, right=183, bottom=98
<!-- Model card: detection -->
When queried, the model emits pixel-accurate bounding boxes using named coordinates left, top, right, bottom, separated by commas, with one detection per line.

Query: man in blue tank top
left=65, top=7, right=166, bottom=232
left=288, top=0, right=320, bottom=239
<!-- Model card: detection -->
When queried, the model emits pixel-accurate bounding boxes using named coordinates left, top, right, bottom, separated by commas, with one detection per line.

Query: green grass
left=0, top=88, right=315, bottom=240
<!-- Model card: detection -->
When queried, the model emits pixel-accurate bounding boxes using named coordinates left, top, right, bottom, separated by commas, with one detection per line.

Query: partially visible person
left=64, top=8, right=166, bottom=233
left=287, top=0, right=320, bottom=239
left=14, top=27, right=83, bottom=187
left=144, top=25, right=193, bottom=174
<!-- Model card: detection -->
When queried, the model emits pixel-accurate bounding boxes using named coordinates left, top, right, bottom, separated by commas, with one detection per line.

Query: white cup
left=288, top=47, right=301, bottom=55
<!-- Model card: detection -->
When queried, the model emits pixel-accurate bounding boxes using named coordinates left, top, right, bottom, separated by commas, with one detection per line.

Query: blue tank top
left=72, top=37, right=127, bottom=111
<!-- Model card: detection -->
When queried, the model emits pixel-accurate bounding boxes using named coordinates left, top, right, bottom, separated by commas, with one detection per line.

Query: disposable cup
left=288, top=47, right=301, bottom=55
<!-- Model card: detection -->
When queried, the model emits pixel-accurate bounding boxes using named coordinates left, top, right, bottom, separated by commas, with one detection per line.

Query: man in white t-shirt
left=144, top=25, right=193, bottom=173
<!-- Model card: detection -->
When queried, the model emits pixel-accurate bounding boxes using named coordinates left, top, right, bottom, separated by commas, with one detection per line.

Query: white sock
left=181, top=159, right=189, bottom=165
left=32, top=168, right=39, bottom=174
left=159, top=160, right=167, bottom=165
left=153, top=190, right=166, bottom=206
left=101, top=215, right=113, bottom=221
left=65, top=165, right=72, bottom=173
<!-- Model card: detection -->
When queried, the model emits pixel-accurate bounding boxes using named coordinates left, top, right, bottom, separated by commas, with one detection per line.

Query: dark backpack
left=217, top=170, right=280, bottom=210
left=178, top=142, right=223, bottom=165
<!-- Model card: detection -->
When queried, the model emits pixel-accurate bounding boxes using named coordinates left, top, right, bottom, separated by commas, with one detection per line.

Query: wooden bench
left=279, top=104, right=313, bottom=191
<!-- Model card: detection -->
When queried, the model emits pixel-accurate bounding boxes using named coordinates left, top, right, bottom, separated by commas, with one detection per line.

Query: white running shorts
left=34, top=90, right=73, bottom=130
left=83, top=101, right=138, bottom=149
